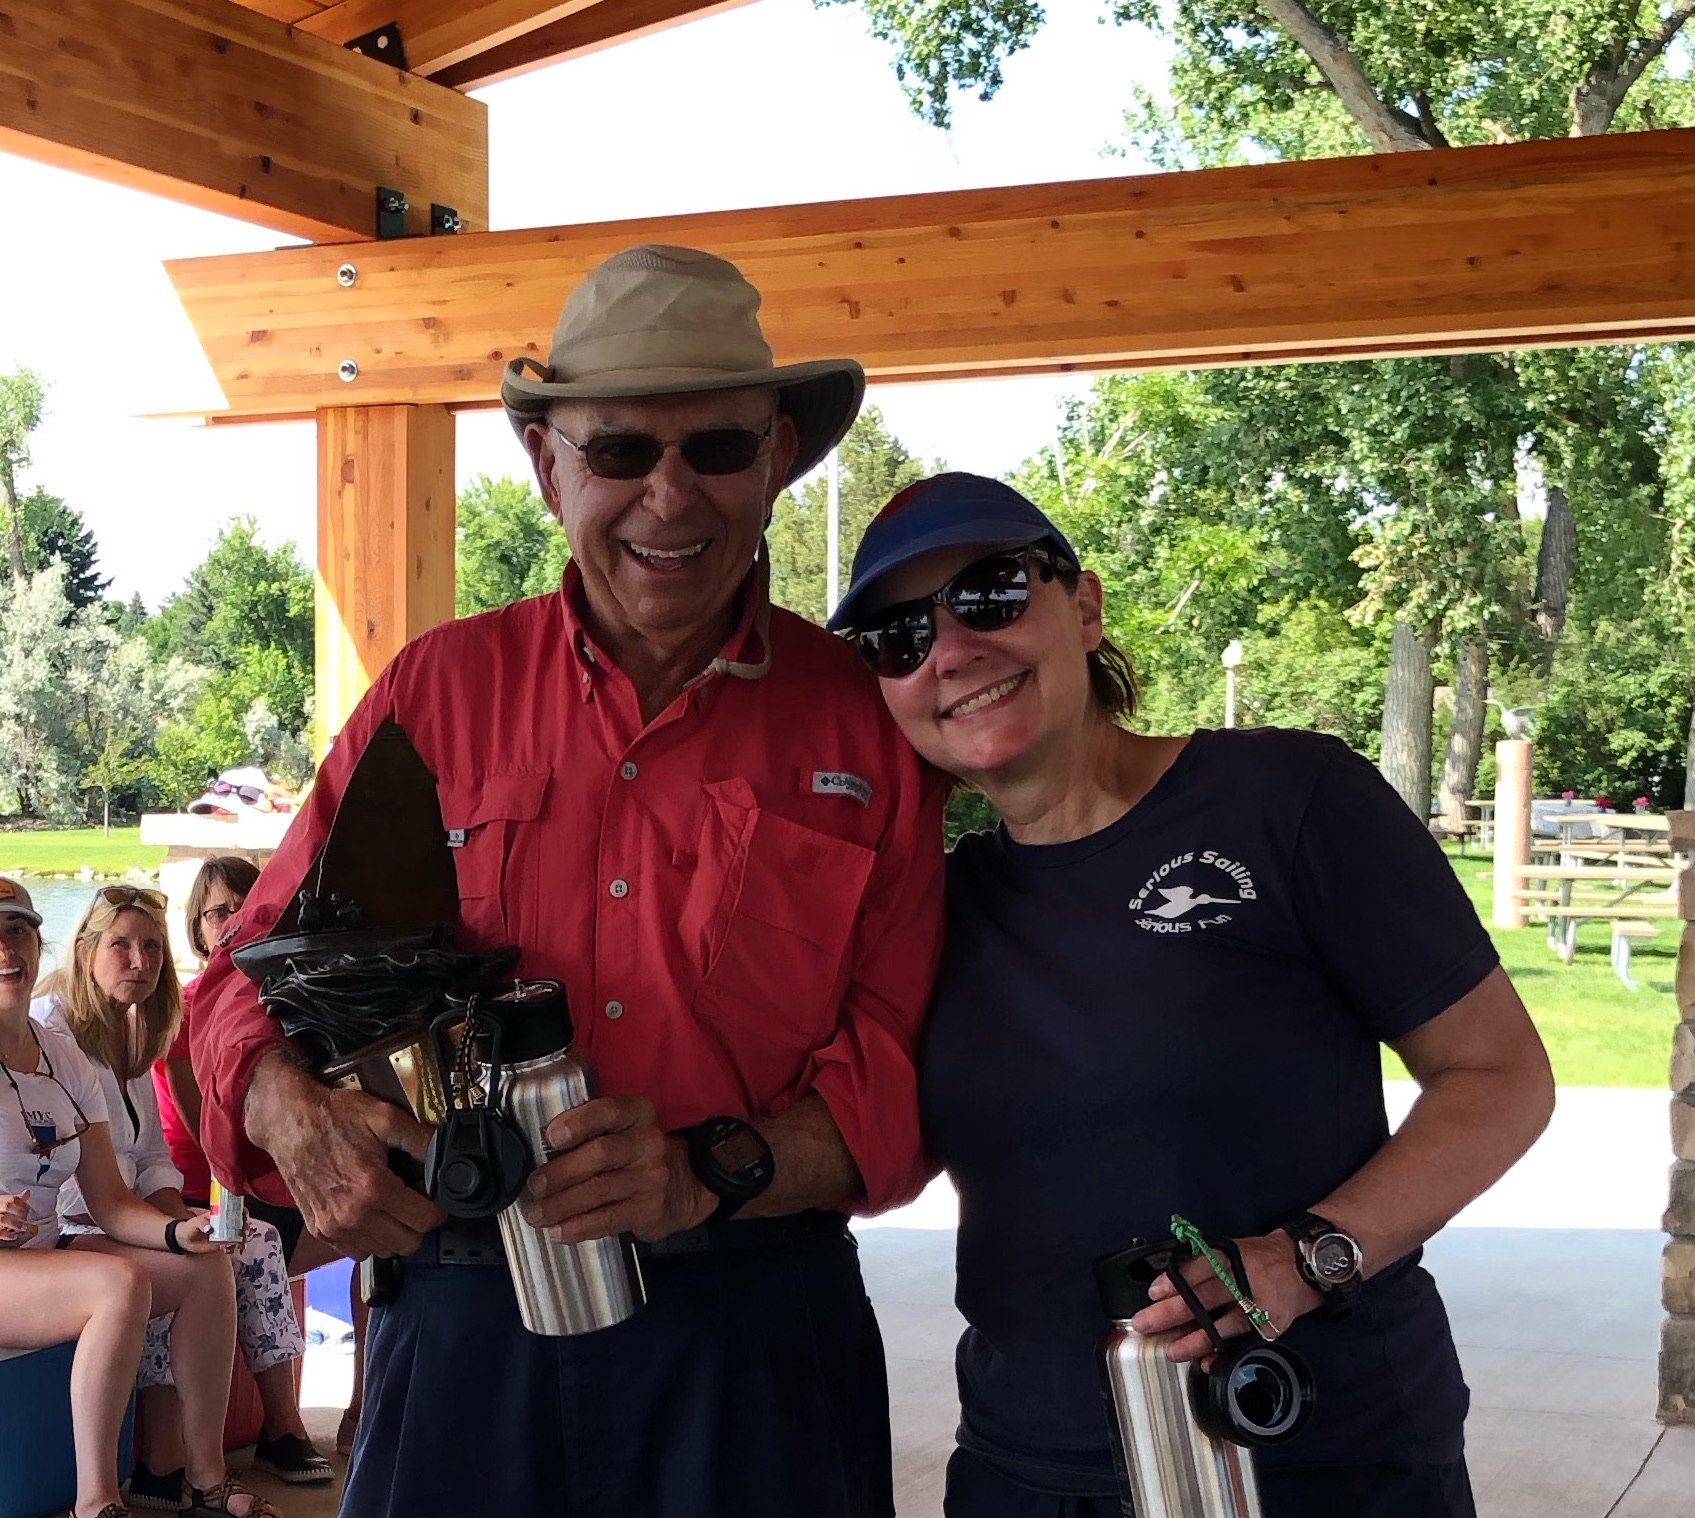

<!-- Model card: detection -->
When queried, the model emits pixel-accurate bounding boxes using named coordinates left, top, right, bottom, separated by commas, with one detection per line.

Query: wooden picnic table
left=1510, top=860, right=1684, bottom=983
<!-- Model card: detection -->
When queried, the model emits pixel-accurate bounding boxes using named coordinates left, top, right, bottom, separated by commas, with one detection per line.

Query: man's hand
left=1130, top=1234, right=1323, bottom=1364
left=523, top=1095, right=716, bottom=1245
left=245, top=1051, right=445, bottom=1258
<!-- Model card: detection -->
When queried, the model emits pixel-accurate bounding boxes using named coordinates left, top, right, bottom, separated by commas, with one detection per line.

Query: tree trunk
left=1380, top=619, right=1436, bottom=818
left=1535, top=484, right=1576, bottom=649
left=1686, top=694, right=1695, bottom=812
left=0, top=463, right=26, bottom=582
left=1438, top=637, right=1489, bottom=831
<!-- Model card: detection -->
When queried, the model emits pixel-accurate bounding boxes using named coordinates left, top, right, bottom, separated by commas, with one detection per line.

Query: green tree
left=0, top=367, right=47, bottom=583
left=768, top=405, right=938, bottom=624
left=0, top=487, right=110, bottom=609
left=456, top=474, right=570, bottom=616
left=147, top=518, right=314, bottom=734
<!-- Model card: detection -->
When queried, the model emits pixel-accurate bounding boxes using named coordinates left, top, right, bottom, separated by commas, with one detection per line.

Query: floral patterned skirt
left=138, top=1216, right=305, bottom=1388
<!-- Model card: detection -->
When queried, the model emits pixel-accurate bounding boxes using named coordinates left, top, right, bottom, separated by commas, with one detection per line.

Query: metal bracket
left=377, top=185, right=409, bottom=239
left=430, top=203, right=463, bottom=236
left=346, top=24, right=408, bottom=72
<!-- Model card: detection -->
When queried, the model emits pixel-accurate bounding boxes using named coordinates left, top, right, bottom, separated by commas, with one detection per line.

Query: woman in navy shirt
left=830, top=474, right=1555, bottom=1518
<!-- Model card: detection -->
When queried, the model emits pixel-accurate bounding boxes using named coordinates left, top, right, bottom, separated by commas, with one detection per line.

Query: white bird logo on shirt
left=1145, top=886, right=1240, bottom=919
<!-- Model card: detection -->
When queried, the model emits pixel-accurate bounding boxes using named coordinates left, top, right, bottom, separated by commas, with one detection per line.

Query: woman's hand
left=0, top=1190, right=37, bottom=1247
left=1130, top=1234, right=1322, bottom=1364
left=169, top=1211, right=232, bottom=1256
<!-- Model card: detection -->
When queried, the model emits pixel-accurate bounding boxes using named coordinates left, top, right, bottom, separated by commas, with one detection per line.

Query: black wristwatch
left=684, top=1116, right=776, bottom=1223
left=1278, top=1211, right=1364, bottom=1319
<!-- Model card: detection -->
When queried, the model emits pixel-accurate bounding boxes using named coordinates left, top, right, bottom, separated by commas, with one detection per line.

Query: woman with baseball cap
left=831, top=474, right=1553, bottom=1518
left=0, top=878, right=274, bottom=1518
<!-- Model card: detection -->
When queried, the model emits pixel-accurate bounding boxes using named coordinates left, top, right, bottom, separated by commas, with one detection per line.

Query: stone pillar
left=1492, top=738, right=1533, bottom=929
left=1661, top=808, right=1695, bottom=1423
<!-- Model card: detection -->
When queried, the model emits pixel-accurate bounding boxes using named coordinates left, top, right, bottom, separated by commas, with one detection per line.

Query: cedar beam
left=166, top=128, right=1695, bottom=422
left=1, top=0, right=488, bottom=242
left=315, top=404, right=456, bottom=750
left=431, top=0, right=756, bottom=91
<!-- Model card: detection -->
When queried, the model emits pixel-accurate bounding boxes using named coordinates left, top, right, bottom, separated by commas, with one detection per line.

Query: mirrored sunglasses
left=550, top=421, right=772, bottom=481
left=850, top=545, right=1075, bottom=679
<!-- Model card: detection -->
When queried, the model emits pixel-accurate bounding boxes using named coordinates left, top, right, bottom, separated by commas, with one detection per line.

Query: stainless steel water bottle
left=1095, top=1238, right=1313, bottom=1518
left=475, top=981, right=646, bottom=1336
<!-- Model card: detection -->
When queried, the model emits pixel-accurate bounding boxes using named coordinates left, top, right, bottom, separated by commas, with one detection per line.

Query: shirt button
left=619, top=761, right=638, bottom=781
left=609, top=878, right=629, bottom=899
left=605, top=1000, right=624, bottom=1020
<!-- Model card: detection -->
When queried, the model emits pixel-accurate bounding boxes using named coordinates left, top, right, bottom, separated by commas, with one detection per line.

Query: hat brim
left=825, top=517, right=1058, bottom=632
left=501, top=357, right=865, bottom=486
left=0, top=905, right=42, bottom=928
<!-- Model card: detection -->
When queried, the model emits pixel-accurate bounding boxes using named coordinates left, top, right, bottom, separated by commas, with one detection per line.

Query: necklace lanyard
left=1, top=1024, right=93, bottom=1157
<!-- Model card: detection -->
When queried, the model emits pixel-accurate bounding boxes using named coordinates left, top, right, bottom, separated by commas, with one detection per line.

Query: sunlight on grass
left=0, top=827, right=165, bottom=877
left=1380, top=845, right=1682, bottom=1089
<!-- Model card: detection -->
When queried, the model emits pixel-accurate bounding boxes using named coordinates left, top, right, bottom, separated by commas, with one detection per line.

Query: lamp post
left=1221, top=639, right=1244, bottom=728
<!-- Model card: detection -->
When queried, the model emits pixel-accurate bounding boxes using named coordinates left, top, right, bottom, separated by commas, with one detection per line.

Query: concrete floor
left=225, top=1084, right=1695, bottom=1517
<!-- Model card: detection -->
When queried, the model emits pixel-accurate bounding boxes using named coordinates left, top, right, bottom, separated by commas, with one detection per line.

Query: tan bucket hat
left=501, top=245, right=865, bottom=485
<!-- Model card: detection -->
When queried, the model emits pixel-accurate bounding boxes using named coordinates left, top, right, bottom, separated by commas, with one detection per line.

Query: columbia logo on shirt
left=1128, top=849, right=1258, bottom=933
left=811, top=771, right=873, bottom=806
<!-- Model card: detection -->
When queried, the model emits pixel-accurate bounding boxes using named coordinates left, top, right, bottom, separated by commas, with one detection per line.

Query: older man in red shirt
left=191, top=245, right=946, bottom=1518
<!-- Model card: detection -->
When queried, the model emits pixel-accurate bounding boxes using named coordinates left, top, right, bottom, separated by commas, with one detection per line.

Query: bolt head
left=336, top=263, right=358, bottom=288
left=338, top=359, right=359, bottom=383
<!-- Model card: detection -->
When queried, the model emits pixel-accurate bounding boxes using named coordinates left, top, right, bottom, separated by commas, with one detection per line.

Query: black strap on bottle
left=1161, top=1234, right=1253, bottom=1354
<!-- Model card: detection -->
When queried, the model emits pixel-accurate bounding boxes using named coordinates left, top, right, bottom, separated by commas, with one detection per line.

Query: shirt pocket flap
left=440, top=771, right=550, bottom=834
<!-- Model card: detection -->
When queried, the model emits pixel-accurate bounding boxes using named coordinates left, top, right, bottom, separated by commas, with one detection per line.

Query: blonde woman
left=32, top=884, right=282, bottom=1518
left=0, top=876, right=242, bottom=1518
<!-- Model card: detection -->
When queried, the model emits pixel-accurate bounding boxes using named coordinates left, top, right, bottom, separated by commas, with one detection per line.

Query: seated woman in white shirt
left=0, top=877, right=265, bottom=1518
left=28, top=883, right=284, bottom=1518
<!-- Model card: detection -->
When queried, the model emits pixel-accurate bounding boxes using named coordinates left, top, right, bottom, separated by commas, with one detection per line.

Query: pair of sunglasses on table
left=849, top=543, right=1077, bottom=678
left=550, top=420, right=772, bottom=480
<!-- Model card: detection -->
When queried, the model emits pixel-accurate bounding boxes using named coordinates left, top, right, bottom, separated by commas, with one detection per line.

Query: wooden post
left=315, top=405, right=456, bottom=757
left=1492, top=739, right=1533, bottom=929
left=1662, top=809, right=1695, bottom=1424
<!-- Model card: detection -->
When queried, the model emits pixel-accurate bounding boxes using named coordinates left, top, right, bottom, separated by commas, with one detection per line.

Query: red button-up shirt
left=193, top=565, right=947, bottom=1212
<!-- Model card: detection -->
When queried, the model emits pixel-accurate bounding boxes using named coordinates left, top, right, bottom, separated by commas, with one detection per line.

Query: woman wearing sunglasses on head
left=29, top=884, right=284, bottom=1518
left=154, top=856, right=351, bottom=1482
left=830, top=474, right=1554, bottom=1518
left=0, top=878, right=261, bottom=1518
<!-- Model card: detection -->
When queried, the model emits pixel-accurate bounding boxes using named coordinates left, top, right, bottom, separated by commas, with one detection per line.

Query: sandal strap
left=189, top=1471, right=283, bottom=1517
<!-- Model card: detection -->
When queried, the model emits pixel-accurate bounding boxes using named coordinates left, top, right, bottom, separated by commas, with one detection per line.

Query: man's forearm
left=243, top=1045, right=322, bottom=1156
left=743, top=1093, right=863, bottom=1218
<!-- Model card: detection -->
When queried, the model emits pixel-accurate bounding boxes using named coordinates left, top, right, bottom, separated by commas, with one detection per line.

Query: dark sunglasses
left=210, top=779, right=265, bottom=805
left=97, top=885, right=167, bottom=912
left=550, top=420, right=772, bottom=481
left=850, top=545, right=1076, bottom=679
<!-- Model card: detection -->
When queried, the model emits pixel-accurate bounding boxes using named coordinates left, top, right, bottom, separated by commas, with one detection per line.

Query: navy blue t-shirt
left=920, top=728, right=1500, bottom=1493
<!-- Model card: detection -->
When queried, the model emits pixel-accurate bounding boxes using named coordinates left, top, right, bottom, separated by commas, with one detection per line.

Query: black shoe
left=252, top=1431, right=334, bottom=1485
left=125, top=1459, right=185, bottom=1510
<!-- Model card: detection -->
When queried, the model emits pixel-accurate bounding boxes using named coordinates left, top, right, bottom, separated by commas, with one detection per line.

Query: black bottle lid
left=1094, top=1237, right=1181, bottom=1320
left=461, top=978, right=573, bottom=1063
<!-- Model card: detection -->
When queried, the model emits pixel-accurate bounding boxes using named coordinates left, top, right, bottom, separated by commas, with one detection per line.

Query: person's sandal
left=125, top=1459, right=186, bottom=1510
left=184, top=1472, right=283, bottom=1517
left=252, top=1432, right=333, bottom=1485
left=76, top=1506, right=135, bottom=1518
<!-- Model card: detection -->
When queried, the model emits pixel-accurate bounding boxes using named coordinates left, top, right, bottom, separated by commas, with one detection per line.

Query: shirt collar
left=556, top=556, right=774, bottom=698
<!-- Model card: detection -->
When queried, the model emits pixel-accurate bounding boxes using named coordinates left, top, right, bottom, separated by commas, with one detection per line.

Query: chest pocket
left=692, top=790, right=877, bottom=1101
left=440, top=770, right=550, bottom=946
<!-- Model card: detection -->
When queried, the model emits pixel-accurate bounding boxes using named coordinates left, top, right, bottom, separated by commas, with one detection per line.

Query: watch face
left=711, top=1127, right=770, bottom=1177
left=1310, top=1233, right=1361, bottom=1283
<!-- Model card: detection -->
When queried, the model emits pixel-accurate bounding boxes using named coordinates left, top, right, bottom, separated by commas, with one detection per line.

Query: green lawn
left=0, top=827, right=165, bottom=877
left=1380, top=843, right=1683, bottom=1089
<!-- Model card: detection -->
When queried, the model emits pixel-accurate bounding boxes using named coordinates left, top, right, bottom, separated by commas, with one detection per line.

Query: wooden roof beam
left=1, top=0, right=487, bottom=242
left=164, top=127, right=1695, bottom=421
left=431, top=0, right=757, bottom=91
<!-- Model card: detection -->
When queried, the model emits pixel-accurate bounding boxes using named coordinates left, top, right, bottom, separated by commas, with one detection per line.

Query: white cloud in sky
left=0, top=0, right=1169, bottom=607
